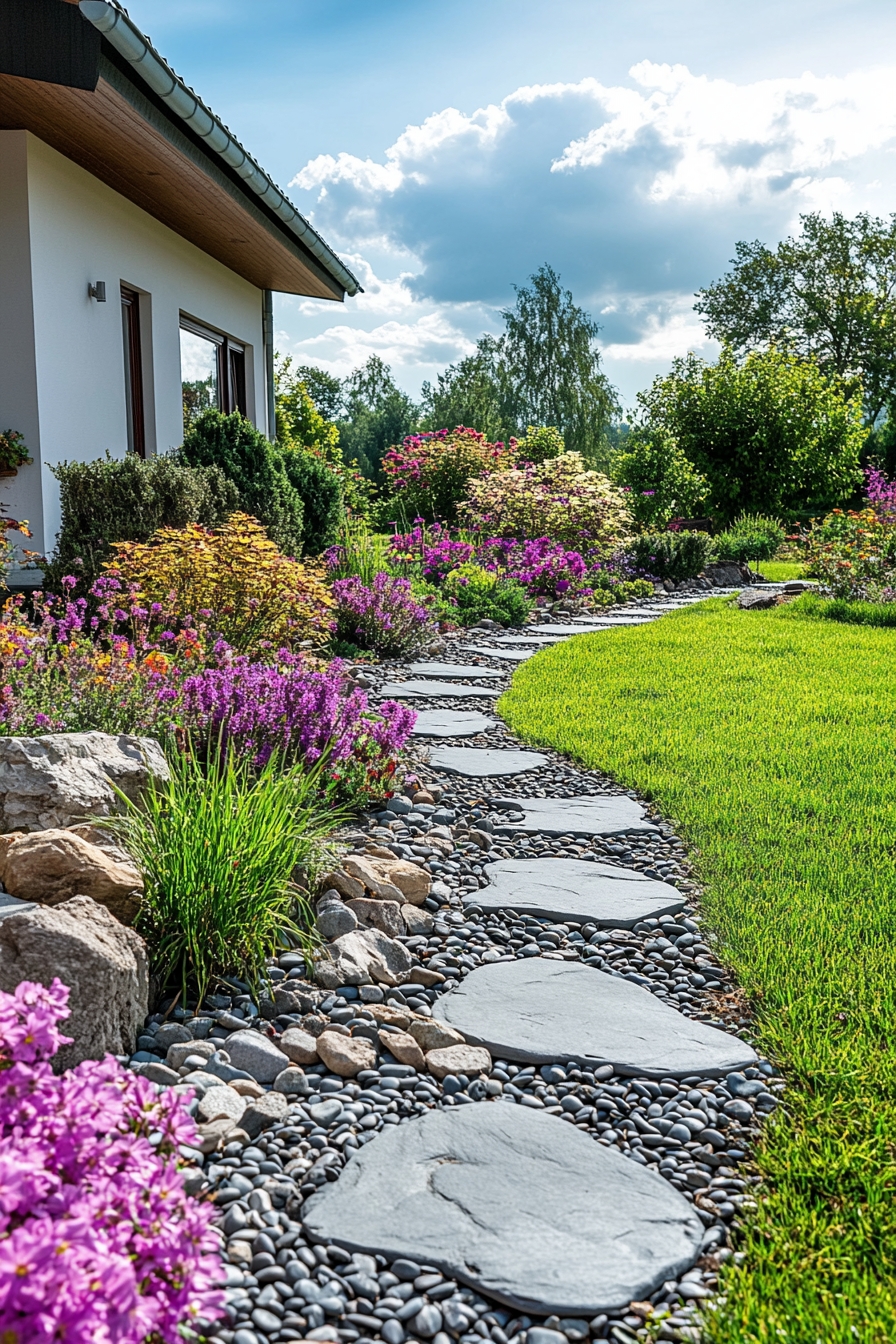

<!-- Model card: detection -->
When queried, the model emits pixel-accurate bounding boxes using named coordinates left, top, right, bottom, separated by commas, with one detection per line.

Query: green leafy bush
left=628, top=530, right=714, bottom=581
left=281, top=448, right=343, bottom=555
left=444, top=564, right=533, bottom=626
left=180, top=409, right=304, bottom=556
left=106, top=746, right=337, bottom=1004
left=714, top=512, right=786, bottom=565
left=610, top=426, right=708, bottom=528
left=44, top=453, right=239, bottom=596
left=514, top=425, right=565, bottom=464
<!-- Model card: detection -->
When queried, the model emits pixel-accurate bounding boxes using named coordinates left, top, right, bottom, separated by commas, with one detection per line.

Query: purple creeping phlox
left=179, top=654, right=416, bottom=798
left=331, top=573, right=436, bottom=657
left=0, top=979, right=225, bottom=1343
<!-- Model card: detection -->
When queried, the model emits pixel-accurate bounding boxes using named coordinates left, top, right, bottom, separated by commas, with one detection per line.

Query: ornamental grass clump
left=383, top=426, right=517, bottom=523
left=105, top=514, right=333, bottom=655
left=714, top=512, right=786, bottom=566
left=331, top=572, right=436, bottom=656
left=107, top=747, right=335, bottom=1003
left=0, top=978, right=224, bottom=1341
left=461, top=452, right=633, bottom=550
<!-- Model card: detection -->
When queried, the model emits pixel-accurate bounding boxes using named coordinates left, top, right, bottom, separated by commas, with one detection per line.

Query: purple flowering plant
left=0, top=978, right=224, bottom=1343
left=331, top=573, right=436, bottom=657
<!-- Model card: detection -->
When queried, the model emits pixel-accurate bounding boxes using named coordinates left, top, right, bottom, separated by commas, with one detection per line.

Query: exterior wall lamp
left=88, top=281, right=106, bottom=301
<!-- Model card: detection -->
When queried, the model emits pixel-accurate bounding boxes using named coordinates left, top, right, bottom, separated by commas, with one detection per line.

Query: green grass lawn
left=500, top=599, right=896, bottom=1344
left=756, top=560, right=805, bottom=582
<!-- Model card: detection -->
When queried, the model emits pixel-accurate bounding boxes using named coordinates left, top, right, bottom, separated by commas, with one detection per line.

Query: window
left=180, top=316, right=246, bottom=433
left=121, top=286, right=146, bottom=457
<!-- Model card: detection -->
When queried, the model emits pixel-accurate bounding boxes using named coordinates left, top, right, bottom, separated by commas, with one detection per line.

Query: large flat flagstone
left=492, top=633, right=567, bottom=645
left=436, top=958, right=757, bottom=1078
left=497, top=794, right=658, bottom=837
left=411, top=710, right=497, bottom=737
left=571, top=614, right=658, bottom=625
left=302, top=1102, right=702, bottom=1313
left=528, top=624, right=589, bottom=635
left=407, top=661, right=503, bottom=678
left=378, top=680, right=498, bottom=699
left=464, top=645, right=536, bottom=662
left=428, top=747, right=548, bottom=777
left=470, top=857, right=685, bottom=925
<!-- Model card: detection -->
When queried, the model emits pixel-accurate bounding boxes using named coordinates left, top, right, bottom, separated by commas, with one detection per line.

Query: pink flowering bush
left=331, top=573, right=436, bottom=656
left=476, top=536, right=590, bottom=598
left=382, top=427, right=516, bottom=523
left=387, top=522, right=474, bottom=584
left=0, top=978, right=224, bottom=1343
left=460, top=452, right=633, bottom=550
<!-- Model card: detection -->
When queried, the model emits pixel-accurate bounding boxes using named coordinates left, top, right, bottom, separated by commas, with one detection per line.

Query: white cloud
left=280, top=58, right=896, bottom=402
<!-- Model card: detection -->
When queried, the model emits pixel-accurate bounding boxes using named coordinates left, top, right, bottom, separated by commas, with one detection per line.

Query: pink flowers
left=332, top=573, right=436, bottom=656
left=0, top=979, right=224, bottom=1342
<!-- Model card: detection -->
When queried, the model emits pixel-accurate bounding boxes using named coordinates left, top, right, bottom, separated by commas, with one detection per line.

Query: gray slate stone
left=428, top=747, right=548, bottom=778
left=471, top=858, right=685, bottom=925
left=499, top=794, right=658, bottom=837
left=303, top=1102, right=702, bottom=1312
left=0, top=893, right=35, bottom=921
left=378, top=681, right=498, bottom=699
left=436, top=958, right=757, bottom=1078
left=464, top=646, right=536, bottom=662
left=407, top=662, right=503, bottom=678
left=221, top=1031, right=289, bottom=1083
left=571, top=614, right=658, bottom=625
left=492, top=634, right=567, bottom=645
left=411, top=711, right=497, bottom=738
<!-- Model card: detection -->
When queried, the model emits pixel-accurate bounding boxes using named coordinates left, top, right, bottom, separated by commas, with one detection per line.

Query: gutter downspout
left=263, top=290, right=276, bottom=442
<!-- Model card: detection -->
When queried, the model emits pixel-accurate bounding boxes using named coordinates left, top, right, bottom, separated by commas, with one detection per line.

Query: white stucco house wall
left=0, top=0, right=358, bottom=578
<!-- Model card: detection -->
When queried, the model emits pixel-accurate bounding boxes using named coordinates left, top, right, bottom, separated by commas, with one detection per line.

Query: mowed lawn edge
left=499, top=598, right=896, bottom=1344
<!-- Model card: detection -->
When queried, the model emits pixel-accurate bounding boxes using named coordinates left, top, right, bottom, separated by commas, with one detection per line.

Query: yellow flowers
left=104, top=514, right=334, bottom=654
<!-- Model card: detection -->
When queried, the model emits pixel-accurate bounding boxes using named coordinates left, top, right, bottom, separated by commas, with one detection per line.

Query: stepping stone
left=428, top=747, right=548, bottom=778
left=436, top=958, right=757, bottom=1078
left=469, top=857, right=685, bottom=925
left=571, top=614, right=657, bottom=625
left=496, top=794, right=657, bottom=837
left=378, top=681, right=498, bottom=699
left=529, top=624, right=589, bottom=635
left=407, top=662, right=503, bottom=679
left=302, top=1102, right=702, bottom=1313
left=493, top=633, right=567, bottom=645
left=464, top=645, right=537, bottom=661
left=411, top=710, right=497, bottom=738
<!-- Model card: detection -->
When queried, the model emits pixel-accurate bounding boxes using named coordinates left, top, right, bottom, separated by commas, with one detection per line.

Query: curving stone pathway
left=303, top=1102, right=704, bottom=1313
left=199, top=586, right=773, bottom=1344
left=470, top=857, right=685, bottom=925
left=435, top=957, right=758, bottom=1078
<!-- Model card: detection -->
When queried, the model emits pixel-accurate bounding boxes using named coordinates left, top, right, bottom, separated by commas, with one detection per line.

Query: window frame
left=179, top=315, right=247, bottom=419
left=121, top=285, right=146, bottom=458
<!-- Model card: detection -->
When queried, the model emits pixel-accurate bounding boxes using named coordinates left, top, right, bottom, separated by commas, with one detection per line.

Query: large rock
left=317, top=1030, right=377, bottom=1077
left=222, top=1030, right=290, bottom=1083
left=436, top=958, right=757, bottom=1078
left=426, top=1044, right=492, bottom=1079
left=303, top=1103, right=702, bottom=1313
left=704, top=563, right=747, bottom=588
left=0, top=829, right=143, bottom=924
left=737, top=588, right=781, bottom=611
left=347, top=897, right=405, bottom=938
left=471, top=858, right=684, bottom=927
left=0, top=895, right=148, bottom=1070
left=0, top=732, right=169, bottom=833
left=314, top=927, right=415, bottom=989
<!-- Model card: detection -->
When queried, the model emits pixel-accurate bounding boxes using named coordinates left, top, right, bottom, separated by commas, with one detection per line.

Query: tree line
left=287, top=212, right=896, bottom=526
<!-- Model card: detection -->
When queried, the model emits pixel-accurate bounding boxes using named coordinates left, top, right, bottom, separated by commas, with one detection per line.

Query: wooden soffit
left=0, top=56, right=344, bottom=300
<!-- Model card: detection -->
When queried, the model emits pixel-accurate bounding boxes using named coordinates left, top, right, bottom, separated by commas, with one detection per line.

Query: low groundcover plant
left=0, top=978, right=224, bottom=1342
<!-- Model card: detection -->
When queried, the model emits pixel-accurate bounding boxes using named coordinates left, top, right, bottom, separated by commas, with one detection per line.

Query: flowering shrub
left=106, top=514, right=333, bottom=655
left=0, top=978, right=224, bottom=1342
left=610, top=426, right=708, bottom=529
left=513, top=425, right=565, bottom=465
left=477, top=536, right=589, bottom=598
left=383, top=427, right=516, bottom=523
left=803, top=507, right=896, bottom=600
left=461, top=453, right=633, bottom=550
left=443, top=564, right=533, bottom=627
left=331, top=573, right=436, bottom=656
left=864, top=466, right=896, bottom=523
left=387, top=522, right=474, bottom=584
left=179, top=654, right=415, bottom=797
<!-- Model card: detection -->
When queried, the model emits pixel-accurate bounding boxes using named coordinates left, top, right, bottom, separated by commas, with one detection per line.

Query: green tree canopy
left=337, top=355, right=418, bottom=482
left=499, top=265, right=619, bottom=465
left=635, top=347, right=866, bottom=524
left=610, top=426, right=708, bottom=529
left=695, top=212, right=896, bottom=424
left=420, top=336, right=512, bottom=441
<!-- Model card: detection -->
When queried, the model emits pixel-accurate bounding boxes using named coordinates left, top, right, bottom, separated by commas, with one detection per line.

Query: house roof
left=0, top=0, right=360, bottom=300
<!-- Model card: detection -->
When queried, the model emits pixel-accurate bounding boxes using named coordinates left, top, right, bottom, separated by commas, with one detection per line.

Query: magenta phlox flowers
left=0, top=978, right=224, bottom=1343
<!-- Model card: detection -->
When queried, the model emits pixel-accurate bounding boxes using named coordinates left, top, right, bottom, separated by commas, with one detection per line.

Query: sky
left=125, top=0, right=896, bottom=412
